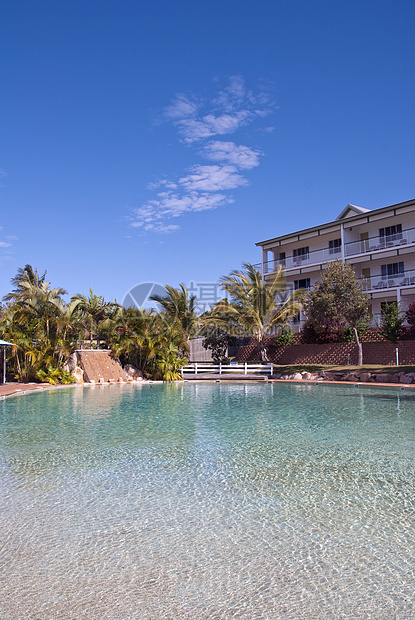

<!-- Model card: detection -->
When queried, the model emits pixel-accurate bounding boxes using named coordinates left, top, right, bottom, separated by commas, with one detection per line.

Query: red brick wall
left=235, top=338, right=415, bottom=365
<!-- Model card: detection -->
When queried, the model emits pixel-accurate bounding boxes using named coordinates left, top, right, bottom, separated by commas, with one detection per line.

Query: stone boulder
left=290, top=373, right=303, bottom=381
left=63, top=352, right=78, bottom=373
left=123, top=364, right=144, bottom=381
left=71, top=366, right=84, bottom=384
left=376, top=374, right=393, bottom=383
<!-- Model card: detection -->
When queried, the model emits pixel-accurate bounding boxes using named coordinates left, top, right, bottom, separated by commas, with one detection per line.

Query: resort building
left=256, top=198, right=415, bottom=329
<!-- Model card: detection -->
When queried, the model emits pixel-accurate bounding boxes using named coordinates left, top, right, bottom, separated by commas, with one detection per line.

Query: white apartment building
left=256, top=198, right=415, bottom=329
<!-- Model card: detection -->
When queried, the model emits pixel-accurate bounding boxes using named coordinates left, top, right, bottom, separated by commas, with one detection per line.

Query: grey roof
left=256, top=198, right=415, bottom=247
left=0, top=340, right=14, bottom=346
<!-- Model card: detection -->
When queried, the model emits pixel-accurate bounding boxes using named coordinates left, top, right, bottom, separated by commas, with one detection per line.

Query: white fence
left=181, top=362, right=274, bottom=376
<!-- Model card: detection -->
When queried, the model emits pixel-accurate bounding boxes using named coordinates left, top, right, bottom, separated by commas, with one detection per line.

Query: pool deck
left=0, top=383, right=50, bottom=397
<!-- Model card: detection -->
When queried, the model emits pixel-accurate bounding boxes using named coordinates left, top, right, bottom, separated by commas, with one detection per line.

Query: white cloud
left=177, top=110, right=253, bottom=144
left=179, top=165, right=248, bottom=192
left=164, top=94, right=199, bottom=120
left=131, top=76, right=275, bottom=234
left=202, top=141, right=261, bottom=169
left=131, top=190, right=232, bottom=231
left=0, top=241, right=11, bottom=248
left=257, top=126, right=275, bottom=134
left=147, top=179, right=178, bottom=191
left=166, top=75, right=275, bottom=144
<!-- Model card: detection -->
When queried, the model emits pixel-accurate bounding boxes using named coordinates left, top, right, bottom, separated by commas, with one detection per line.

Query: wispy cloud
left=201, top=141, right=261, bottom=170
left=179, top=165, right=248, bottom=192
left=131, top=76, right=275, bottom=233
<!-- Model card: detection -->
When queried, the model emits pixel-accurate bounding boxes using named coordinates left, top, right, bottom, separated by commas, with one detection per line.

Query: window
left=294, top=278, right=310, bottom=290
left=278, top=251, right=286, bottom=265
left=293, top=246, right=309, bottom=260
left=379, top=224, right=402, bottom=243
left=329, top=238, right=342, bottom=254
left=381, top=262, right=404, bottom=279
left=381, top=301, right=398, bottom=311
left=293, top=311, right=301, bottom=323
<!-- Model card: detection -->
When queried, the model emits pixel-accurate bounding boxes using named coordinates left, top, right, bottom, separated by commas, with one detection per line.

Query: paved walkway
left=0, top=383, right=50, bottom=397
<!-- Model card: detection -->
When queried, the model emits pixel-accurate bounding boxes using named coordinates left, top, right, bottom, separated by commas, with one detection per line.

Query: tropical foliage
left=0, top=265, right=198, bottom=382
left=203, top=262, right=303, bottom=361
left=0, top=260, right=302, bottom=381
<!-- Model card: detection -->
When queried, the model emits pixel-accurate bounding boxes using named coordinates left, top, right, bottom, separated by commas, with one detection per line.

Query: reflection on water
left=0, top=382, right=414, bottom=619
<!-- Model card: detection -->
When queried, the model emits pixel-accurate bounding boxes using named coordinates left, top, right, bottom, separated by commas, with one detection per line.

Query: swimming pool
left=1, top=382, right=414, bottom=619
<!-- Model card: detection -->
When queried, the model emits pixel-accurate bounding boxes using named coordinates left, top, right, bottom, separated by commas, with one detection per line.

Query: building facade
left=256, top=198, right=415, bottom=329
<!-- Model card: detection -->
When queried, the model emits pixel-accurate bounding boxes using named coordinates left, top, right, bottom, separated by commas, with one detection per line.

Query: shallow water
left=0, top=382, right=414, bottom=619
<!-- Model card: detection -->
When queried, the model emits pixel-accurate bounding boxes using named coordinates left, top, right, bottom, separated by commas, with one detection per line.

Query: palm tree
left=71, top=288, right=107, bottom=348
left=205, top=262, right=303, bottom=362
left=3, top=264, right=48, bottom=303
left=150, top=284, right=198, bottom=355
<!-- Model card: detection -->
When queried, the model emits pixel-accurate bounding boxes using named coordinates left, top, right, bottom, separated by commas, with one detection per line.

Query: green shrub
left=275, top=326, right=295, bottom=346
left=380, top=302, right=405, bottom=343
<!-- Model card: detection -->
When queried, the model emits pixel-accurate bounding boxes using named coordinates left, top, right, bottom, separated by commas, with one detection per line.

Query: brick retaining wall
left=235, top=338, right=415, bottom=365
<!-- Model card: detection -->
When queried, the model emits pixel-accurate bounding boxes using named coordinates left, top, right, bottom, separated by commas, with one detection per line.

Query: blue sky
left=1, top=0, right=414, bottom=305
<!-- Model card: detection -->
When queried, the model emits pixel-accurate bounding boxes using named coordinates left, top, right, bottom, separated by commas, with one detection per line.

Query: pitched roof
left=336, top=204, right=371, bottom=220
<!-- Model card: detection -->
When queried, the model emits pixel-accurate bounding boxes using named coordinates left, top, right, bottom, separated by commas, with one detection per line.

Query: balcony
left=262, top=246, right=342, bottom=273
left=261, top=225, right=415, bottom=275
left=344, top=226, right=415, bottom=257
left=359, top=268, right=415, bottom=293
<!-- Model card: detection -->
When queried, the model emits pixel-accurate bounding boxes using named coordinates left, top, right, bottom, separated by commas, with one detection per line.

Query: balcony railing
left=359, top=268, right=415, bottom=292
left=344, top=227, right=415, bottom=257
left=262, top=225, right=415, bottom=274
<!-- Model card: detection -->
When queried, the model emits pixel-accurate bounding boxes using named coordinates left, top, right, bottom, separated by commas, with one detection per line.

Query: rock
left=302, top=372, right=313, bottom=380
left=400, top=374, right=413, bottom=383
left=376, top=374, right=393, bottom=383
left=71, top=366, right=84, bottom=384
left=123, top=364, right=144, bottom=381
left=63, top=352, right=78, bottom=373
left=117, top=377, right=124, bottom=383
left=346, top=373, right=358, bottom=382
left=359, top=373, right=371, bottom=383
left=291, top=373, right=303, bottom=380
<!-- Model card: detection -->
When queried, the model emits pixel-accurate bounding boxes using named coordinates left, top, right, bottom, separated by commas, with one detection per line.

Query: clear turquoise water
left=0, top=382, right=414, bottom=619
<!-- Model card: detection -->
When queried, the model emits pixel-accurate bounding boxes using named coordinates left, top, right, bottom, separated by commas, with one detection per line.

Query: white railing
left=261, top=225, right=415, bottom=275
left=359, top=268, right=415, bottom=292
left=263, top=247, right=341, bottom=273
left=181, top=362, right=274, bottom=375
left=345, top=227, right=415, bottom=257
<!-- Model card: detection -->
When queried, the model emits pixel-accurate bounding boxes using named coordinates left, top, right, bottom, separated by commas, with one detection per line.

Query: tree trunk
left=353, top=326, right=363, bottom=366
left=257, top=338, right=269, bottom=362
